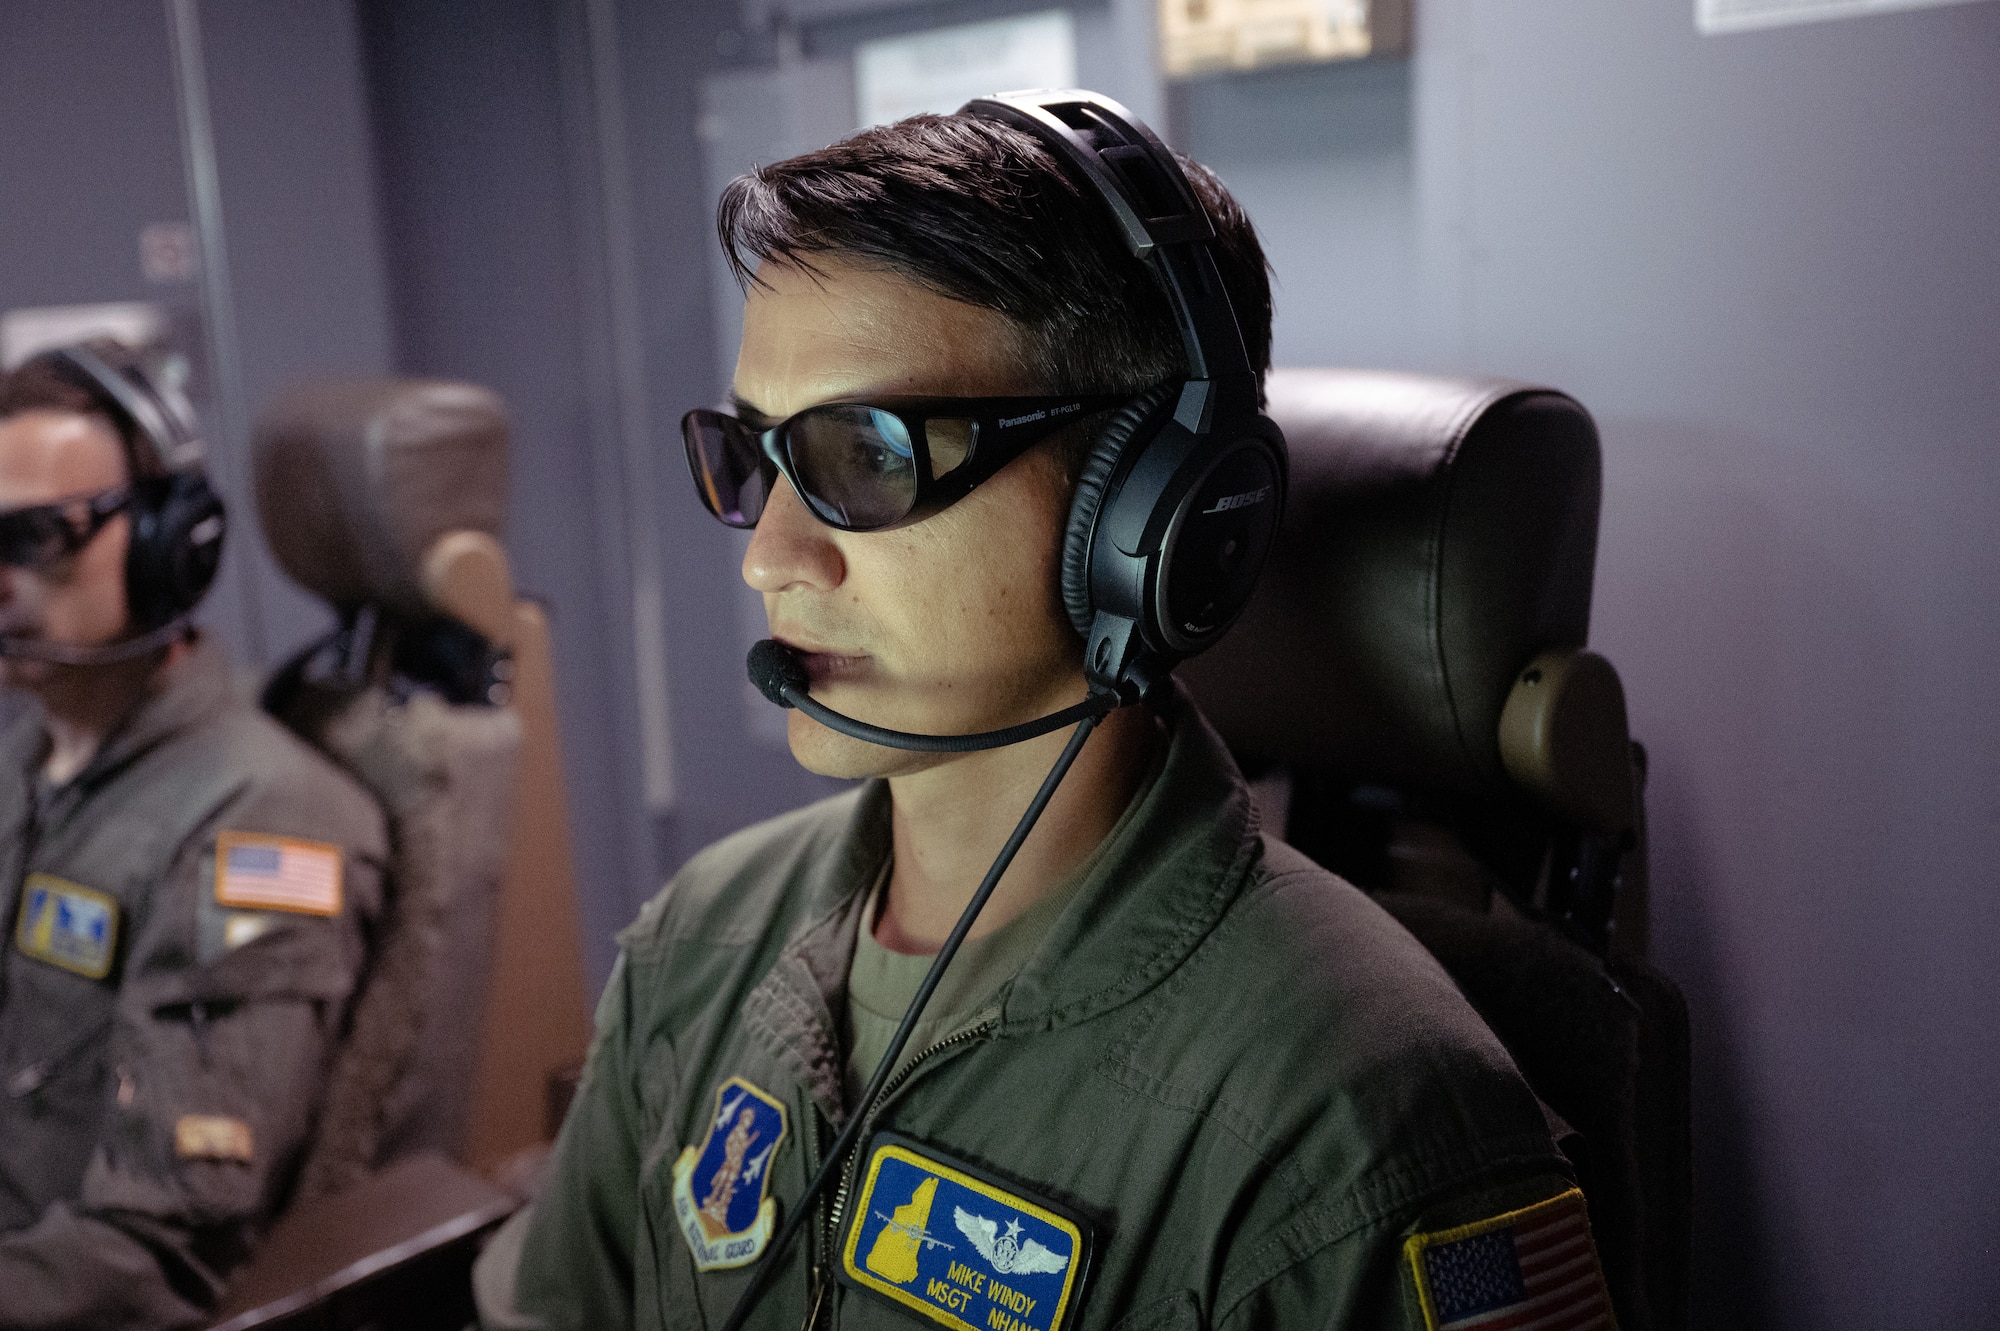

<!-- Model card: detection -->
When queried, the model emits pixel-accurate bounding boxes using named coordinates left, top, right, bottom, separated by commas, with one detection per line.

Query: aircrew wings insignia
left=953, top=1208, right=1070, bottom=1276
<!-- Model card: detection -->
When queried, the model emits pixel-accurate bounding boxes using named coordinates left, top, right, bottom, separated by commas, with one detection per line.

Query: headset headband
left=38, top=342, right=203, bottom=479
left=961, top=90, right=1259, bottom=423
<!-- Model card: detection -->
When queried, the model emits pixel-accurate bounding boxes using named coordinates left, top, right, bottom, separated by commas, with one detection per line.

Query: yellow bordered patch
left=840, top=1134, right=1092, bottom=1331
left=14, top=874, right=119, bottom=979
left=670, top=1076, right=788, bottom=1270
left=1404, top=1186, right=1617, bottom=1330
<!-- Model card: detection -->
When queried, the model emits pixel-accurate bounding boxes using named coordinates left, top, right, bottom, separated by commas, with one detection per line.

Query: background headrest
left=254, top=379, right=511, bottom=621
left=1179, top=368, right=1602, bottom=798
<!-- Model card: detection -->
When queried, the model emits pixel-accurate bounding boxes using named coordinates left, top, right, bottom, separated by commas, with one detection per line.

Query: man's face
left=735, top=258, right=1085, bottom=778
left=0, top=410, right=132, bottom=689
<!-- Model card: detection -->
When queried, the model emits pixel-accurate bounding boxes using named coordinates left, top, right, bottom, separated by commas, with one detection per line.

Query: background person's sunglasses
left=0, top=485, right=133, bottom=571
left=681, top=392, right=1136, bottom=532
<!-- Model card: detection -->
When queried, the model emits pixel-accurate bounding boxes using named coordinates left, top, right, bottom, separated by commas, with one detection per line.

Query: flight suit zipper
left=818, top=1017, right=996, bottom=1312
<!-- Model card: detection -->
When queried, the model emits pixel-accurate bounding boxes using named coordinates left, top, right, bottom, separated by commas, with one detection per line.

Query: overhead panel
left=1158, top=0, right=1410, bottom=79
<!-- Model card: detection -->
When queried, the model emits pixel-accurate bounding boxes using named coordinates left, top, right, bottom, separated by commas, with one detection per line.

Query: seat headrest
left=253, top=379, right=511, bottom=621
left=1178, top=368, right=1602, bottom=798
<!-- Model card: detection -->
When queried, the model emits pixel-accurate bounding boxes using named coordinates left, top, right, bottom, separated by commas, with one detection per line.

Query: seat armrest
left=208, top=1152, right=518, bottom=1331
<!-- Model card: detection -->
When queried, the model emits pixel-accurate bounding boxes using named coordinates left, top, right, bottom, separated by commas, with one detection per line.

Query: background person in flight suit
left=481, top=104, right=1615, bottom=1330
left=0, top=344, right=385, bottom=1329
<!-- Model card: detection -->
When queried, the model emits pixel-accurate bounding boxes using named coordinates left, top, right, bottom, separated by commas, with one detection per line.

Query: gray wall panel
left=1182, top=2, right=2000, bottom=1323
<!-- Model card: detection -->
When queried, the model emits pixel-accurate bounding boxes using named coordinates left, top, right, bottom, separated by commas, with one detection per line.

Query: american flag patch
left=214, top=832, right=343, bottom=917
left=1406, top=1187, right=1617, bottom=1331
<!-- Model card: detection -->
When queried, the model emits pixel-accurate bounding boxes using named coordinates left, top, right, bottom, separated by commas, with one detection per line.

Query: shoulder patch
left=670, top=1076, right=789, bottom=1270
left=14, top=874, right=119, bottom=978
left=840, top=1134, right=1091, bottom=1331
left=176, top=1114, right=255, bottom=1162
left=1405, top=1187, right=1617, bottom=1331
left=215, top=832, right=342, bottom=916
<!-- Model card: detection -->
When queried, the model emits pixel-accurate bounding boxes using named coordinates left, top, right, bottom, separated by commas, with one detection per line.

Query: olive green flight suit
left=490, top=690, right=1580, bottom=1329
left=0, top=639, right=385, bottom=1329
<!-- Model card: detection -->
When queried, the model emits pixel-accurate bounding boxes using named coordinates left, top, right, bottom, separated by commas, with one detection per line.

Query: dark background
left=0, top=1, right=1992, bottom=1324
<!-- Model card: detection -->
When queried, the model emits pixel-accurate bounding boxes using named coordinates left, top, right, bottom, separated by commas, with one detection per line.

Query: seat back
left=252, top=379, right=591, bottom=1197
left=1180, top=368, right=1688, bottom=1331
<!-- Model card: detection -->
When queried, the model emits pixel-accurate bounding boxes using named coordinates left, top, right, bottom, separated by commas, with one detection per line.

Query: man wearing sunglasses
left=483, top=111, right=1601, bottom=1331
left=0, top=349, right=385, bottom=1328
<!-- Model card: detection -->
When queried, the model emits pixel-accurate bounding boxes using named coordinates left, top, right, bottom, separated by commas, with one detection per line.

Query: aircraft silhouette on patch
left=954, top=1207, right=1070, bottom=1277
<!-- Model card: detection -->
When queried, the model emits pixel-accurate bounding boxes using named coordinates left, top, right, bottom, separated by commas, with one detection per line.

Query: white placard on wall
left=0, top=302, right=167, bottom=370
left=855, top=10, right=1077, bottom=129
left=1699, top=0, right=1990, bottom=34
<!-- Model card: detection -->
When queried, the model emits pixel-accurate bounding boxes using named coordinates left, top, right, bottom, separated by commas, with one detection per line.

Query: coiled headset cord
left=719, top=709, right=1106, bottom=1331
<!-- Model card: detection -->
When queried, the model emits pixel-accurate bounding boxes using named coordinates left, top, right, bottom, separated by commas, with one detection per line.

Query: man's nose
left=742, top=479, right=844, bottom=594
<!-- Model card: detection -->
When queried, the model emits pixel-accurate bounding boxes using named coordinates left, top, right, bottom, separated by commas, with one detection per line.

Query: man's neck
left=877, top=700, right=1159, bottom=955
left=35, top=641, right=183, bottom=786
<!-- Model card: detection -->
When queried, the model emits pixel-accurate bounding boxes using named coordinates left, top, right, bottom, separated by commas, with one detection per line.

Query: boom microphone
left=0, top=619, right=189, bottom=665
left=747, top=638, right=1114, bottom=753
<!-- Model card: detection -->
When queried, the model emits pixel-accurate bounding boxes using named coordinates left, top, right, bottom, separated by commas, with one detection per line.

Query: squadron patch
left=14, top=874, right=119, bottom=979
left=671, top=1076, right=788, bottom=1270
left=840, top=1134, right=1090, bottom=1331
left=214, top=832, right=342, bottom=917
left=1404, top=1187, right=1617, bottom=1331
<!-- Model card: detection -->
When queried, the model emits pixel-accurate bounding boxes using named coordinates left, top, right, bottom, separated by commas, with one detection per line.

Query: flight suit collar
left=733, top=685, right=1259, bottom=1124
left=51, top=636, right=234, bottom=798
left=997, top=681, right=1260, bottom=1033
left=736, top=781, right=891, bottom=1126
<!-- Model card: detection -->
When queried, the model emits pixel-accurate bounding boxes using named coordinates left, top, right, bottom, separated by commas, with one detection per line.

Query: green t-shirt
left=843, top=731, right=1170, bottom=1106
left=843, top=864, right=1075, bottom=1107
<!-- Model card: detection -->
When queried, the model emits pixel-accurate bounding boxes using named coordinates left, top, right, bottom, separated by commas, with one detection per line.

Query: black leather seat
left=1181, top=368, right=1691, bottom=1331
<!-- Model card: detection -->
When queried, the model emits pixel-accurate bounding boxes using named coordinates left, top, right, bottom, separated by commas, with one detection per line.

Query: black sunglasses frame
left=682, top=392, right=1139, bottom=533
left=0, top=484, right=135, bottom=571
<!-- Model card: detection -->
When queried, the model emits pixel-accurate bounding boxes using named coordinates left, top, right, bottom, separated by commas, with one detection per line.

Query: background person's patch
left=1404, top=1187, right=1617, bottom=1331
left=175, top=1114, right=255, bottom=1162
left=214, top=832, right=342, bottom=916
left=14, top=874, right=118, bottom=978
left=840, top=1133, right=1091, bottom=1331
left=670, top=1076, right=788, bottom=1270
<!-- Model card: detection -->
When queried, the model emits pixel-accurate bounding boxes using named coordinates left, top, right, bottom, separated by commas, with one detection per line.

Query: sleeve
left=1213, top=1174, right=1612, bottom=1331
left=0, top=790, right=383, bottom=1330
left=478, top=952, right=647, bottom=1331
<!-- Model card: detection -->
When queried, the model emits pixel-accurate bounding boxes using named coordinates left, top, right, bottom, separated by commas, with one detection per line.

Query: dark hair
left=0, top=345, right=138, bottom=471
left=717, top=114, right=1273, bottom=413
left=0, top=358, right=104, bottom=423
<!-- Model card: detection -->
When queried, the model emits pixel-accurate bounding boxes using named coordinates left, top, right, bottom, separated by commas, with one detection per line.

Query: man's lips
left=773, top=635, right=870, bottom=686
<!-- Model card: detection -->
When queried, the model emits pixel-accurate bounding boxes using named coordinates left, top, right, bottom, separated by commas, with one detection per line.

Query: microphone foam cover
left=746, top=638, right=808, bottom=708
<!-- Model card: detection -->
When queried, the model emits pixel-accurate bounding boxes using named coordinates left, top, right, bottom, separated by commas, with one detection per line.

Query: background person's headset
left=728, top=91, right=1287, bottom=1327
left=0, top=340, right=227, bottom=664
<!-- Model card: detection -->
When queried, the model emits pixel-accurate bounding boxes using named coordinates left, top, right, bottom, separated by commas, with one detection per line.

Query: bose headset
left=0, top=340, right=227, bottom=664
left=727, top=91, right=1286, bottom=1327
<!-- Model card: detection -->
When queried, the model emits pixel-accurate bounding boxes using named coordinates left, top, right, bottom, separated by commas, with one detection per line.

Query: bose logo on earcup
left=1202, top=485, right=1273, bottom=516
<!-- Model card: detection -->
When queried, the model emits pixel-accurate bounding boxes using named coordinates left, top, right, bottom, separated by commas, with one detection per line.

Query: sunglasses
left=0, top=485, right=133, bottom=571
left=682, top=393, right=1134, bottom=532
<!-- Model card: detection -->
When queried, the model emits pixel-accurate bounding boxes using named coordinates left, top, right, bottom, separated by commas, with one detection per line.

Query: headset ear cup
left=1062, top=386, right=1175, bottom=636
left=125, top=474, right=226, bottom=631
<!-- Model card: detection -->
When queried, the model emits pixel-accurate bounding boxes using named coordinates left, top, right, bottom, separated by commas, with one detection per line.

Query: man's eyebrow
left=730, top=393, right=779, bottom=429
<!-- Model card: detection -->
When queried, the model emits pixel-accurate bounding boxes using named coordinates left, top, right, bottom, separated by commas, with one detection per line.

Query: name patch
left=841, top=1135, right=1090, bottom=1331
left=215, top=832, right=342, bottom=917
left=670, top=1076, right=788, bottom=1270
left=14, top=874, right=118, bottom=979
